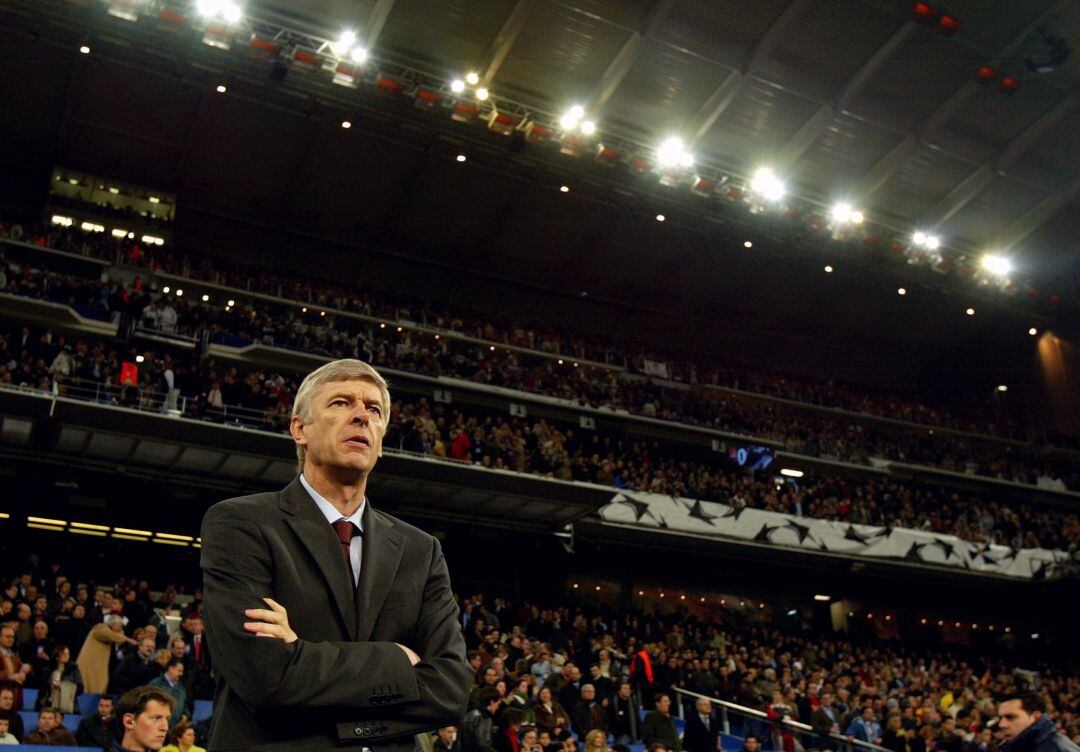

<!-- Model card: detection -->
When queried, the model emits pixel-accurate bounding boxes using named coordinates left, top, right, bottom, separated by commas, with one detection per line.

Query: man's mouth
left=345, top=435, right=371, bottom=448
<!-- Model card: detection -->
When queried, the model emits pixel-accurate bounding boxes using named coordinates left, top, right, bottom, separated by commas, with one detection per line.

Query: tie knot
left=332, top=519, right=358, bottom=545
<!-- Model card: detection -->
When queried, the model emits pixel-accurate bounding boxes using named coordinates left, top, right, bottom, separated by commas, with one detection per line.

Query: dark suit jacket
left=683, top=712, right=719, bottom=752
left=201, top=477, right=471, bottom=751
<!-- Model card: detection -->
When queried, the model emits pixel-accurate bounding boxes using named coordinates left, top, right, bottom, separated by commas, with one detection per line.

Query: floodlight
left=450, top=79, right=465, bottom=93
left=580, top=120, right=596, bottom=135
left=750, top=167, right=785, bottom=201
left=981, top=254, right=1012, bottom=276
left=349, top=47, right=367, bottom=63
left=475, top=87, right=489, bottom=101
left=465, top=72, right=479, bottom=86
left=330, top=30, right=356, bottom=56
left=657, top=137, right=693, bottom=168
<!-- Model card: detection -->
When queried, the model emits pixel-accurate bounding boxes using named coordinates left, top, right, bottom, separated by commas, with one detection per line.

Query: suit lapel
left=279, top=478, right=356, bottom=635
left=355, top=503, right=404, bottom=641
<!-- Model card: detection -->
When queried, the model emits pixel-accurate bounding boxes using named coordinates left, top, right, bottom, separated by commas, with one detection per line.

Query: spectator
left=76, top=694, right=117, bottom=749
left=434, top=726, right=461, bottom=752
left=148, top=659, right=188, bottom=728
left=739, top=737, right=761, bottom=752
left=883, top=714, right=926, bottom=752
left=607, top=681, right=639, bottom=746
left=109, top=636, right=158, bottom=696
left=582, top=729, right=611, bottom=752
left=998, top=693, right=1079, bottom=752
left=533, top=686, right=571, bottom=740
left=0, top=625, right=31, bottom=708
left=161, top=720, right=206, bottom=752
left=0, top=688, right=21, bottom=741
left=38, top=644, right=83, bottom=713
left=461, top=688, right=502, bottom=752
left=23, top=706, right=77, bottom=746
left=18, top=619, right=54, bottom=688
left=494, top=707, right=526, bottom=752
left=683, top=697, right=719, bottom=752
left=641, top=693, right=681, bottom=752
left=812, top=691, right=843, bottom=739
left=77, top=613, right=137, bottom=694
left=0, top=716, right=14, bottom=745
left=847, top=707, right=883, bottom=745
left=571, top=684, right=606, bottom=737
left=115, top=685, right=175, bottom=752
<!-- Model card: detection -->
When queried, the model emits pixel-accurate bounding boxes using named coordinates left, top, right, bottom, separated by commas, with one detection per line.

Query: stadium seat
left=61, top=713, right=82, bottom=732
left=19, top=709, right=37, bottom=730
left=13, top=746, right=104, bottom=751
left=77, top=693, right=101, bottom=716
left=22, top=687, right=38, bottom=708
left=193, top=699, right=214, bottom=721
left=673, top=717, right=685, bottom=735
left=628, top=745, right=645, bottom=752
left=721, top=733, right=746, bottom=751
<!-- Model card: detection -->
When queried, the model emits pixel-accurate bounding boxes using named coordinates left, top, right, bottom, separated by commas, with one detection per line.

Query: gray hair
left=291, top=359, right=391, bottom=471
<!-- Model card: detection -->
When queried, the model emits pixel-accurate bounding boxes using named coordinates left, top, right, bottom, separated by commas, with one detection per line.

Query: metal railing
left=671, top=687, right=889, bottom=752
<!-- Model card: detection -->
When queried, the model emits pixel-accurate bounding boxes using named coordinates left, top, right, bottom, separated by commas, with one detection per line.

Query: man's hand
left=244, top=598, right=297, bottom=643
left=397, top=643, right=421, bottom=665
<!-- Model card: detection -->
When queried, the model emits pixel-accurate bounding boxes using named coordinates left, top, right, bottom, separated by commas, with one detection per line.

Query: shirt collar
left=300, top=474, right=366, bottom=531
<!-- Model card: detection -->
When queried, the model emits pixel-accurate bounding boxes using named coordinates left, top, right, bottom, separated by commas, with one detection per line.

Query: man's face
left=484, top=669, right=497, bottom=685
left=139, top=639, right=155, bottom=657
left=657, top=696, right=671, bottom=714
left=570, top=667, right=581, bottom=682
left=15, top=605, right=29, bottom=622
left=822, top=693, right=834, bottom=707
left=291, top=379, right=386, bottom=478
left=33, top=621, right=48, bottom=640
left=582, top=687, right=595, bottom=701
left=697, top=699, right=711, bottom=715
left=37, top=712, right=58, bottom=732
left=997, top=700, right=1039, bottom=741
left=618, top=684, right=631, bottom=699
left=188, top=618, right=204, bottom=636
left=171, top=641, right=186, bottom=659
left=0, top=719, right=8, bottom=738
left=125, top=700, right=171, bottom=750
left=98, top=699, right=115, bottom=719
left=0, top=690, right=13, bottom=710
left=438, top=727, right=457, bottom=745
left=523, top=730, right=537, bottom=748
left=167, top=663, right=184, bottom=682
left=745, top=739, right=759, bottom=752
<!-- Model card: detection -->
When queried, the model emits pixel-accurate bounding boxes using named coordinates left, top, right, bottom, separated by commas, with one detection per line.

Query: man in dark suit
left=201, top=359, right=472, bottom=751
left=683, top=697, right=719, bottom=752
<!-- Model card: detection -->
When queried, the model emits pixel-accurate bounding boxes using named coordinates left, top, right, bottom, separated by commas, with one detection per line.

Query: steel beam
left=364, top=0, right=398, bottom=50
left=480, top=0, right=533, bottom=87
left=589, top=0, right=678, bottom=111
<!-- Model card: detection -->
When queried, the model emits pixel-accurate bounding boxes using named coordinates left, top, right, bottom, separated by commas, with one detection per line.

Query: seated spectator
left=739, top=737, right=761, bottom=752
left=582, top=729, right=611, bottom=752
left=533, top=686, right=571, bottom=740
left=109, top=636, right=159, bottom=696
left=18, top=619, right=54, bottom=689
left=115, top=685, right=175, bottom=752
left=0, top=626, right=30, bottom=708
left=76, top=694, right=117, bottom=749
left=494, top=707, right=526, bottom=752
left=461, top=687, right=502, bottom=752
left=433, top=726, right=461, bottom=752
left=847, top=706, right=884, bottom=745
left=0, top=688, right=22, bottom=741
left=161, top=719, right=206, bottom=752
left=641, top=693, right=681, bottom=752
left=0, top=716, right=14, bottom=745
left=23, top=706, right=77, bottom=746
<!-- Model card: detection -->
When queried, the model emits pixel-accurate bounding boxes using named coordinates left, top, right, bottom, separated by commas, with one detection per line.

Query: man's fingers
left=263, top=597, right=286, bottom=614
left=245, top=608, right=280, bottom=623
left=244, top=621, right=282, bottom=635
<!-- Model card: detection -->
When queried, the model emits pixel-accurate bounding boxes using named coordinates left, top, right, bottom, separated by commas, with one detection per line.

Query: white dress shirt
left=300, top=474, right=365, bottom=586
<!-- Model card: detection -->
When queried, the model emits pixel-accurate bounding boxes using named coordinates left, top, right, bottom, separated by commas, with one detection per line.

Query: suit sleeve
left=346, top=535, right=472, bottom=738
left=200, top=503, right=418, bottom=711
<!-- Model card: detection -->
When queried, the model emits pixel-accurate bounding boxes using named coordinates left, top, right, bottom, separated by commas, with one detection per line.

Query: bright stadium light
left=925, top=235, right=940, bottom=250
left=831, top=203, right=853, bottom=223
left=997, top=384, right=1008, bottom=392
left=657, top=137, right=693, bottom=168
left=751, top=167, right=785, bottom=201
left=349, top=47, right=368, bottom=64
left=475, top=87, right=489, bottom=101
left=559, top=105, right=585, bottom=130
left=981, top=254, right=1012, bottom=277
left=913, top=231, right=927, bottom=246
left=1029, top=327, right=1038, bottom=336
left=450, top=79, right=466, bottom=93
left=330, top=30, right=356, bottom=56
left=851, top=210, right=864, bottom=224
left=465, top=72, right=479, bottom=86
left=580, top=120, right=597, bottom=135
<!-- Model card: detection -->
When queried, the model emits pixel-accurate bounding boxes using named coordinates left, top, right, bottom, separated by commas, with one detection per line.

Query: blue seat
left=77, top=693, right=101, bottom=716
left=673, top=717, right=686, bottom=735
left=19, top=709, right=37, bottom=730
left=61, top=713, right=82, bottom=732
left=22, top=687, right=39, bottom=708
left=628, top=745, right=646, bottom=752
left=193, top=699, right=213, bottom=722
left=14, top=746, right=105, bottom=751
left=721, top=733, right=746, bottom=751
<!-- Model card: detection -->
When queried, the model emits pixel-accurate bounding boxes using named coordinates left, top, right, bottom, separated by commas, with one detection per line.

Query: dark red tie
left=332, top=519, right=359, bottom=584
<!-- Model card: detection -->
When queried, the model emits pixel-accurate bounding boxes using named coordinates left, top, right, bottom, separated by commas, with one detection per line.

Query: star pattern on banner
left=844, top=525, right=874, bottom=545
left=688, top=500, right=720, bottom=525
left=1001, top=547, right=1021, bottom=561
left=905, top=541, right=928, bottom=560
left=753, top=524, right=782, bottom=543
left=931, top=538, right=957, bottom=561
left=783, top=518, right=814, bottom=544
left=616, top=495, right=652, bottom=522
left=721, top=504, right=749, bottom=521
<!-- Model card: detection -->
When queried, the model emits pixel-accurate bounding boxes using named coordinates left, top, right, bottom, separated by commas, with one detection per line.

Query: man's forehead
left=318, top=379, right=382, bottom=399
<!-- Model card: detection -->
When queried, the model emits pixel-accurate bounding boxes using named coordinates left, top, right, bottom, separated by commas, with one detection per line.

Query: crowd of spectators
left=4, top=558, right=1077, bottom=752
left=2, top=324, right=1078, bottom=553
left=2, top=233, right=1076, bottom=495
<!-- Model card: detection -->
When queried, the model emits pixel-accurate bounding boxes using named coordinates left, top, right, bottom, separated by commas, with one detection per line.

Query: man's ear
left=290, top=415, right=307, bottom=447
